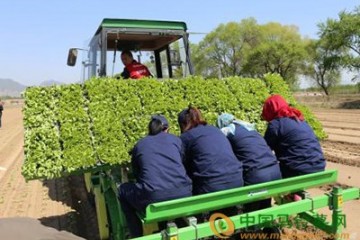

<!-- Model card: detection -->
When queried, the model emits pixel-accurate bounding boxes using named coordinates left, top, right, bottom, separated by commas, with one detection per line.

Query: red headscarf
left=262, top=95, right=304, bottom=122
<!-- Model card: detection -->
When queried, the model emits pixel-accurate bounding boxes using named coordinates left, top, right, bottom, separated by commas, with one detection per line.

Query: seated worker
left=120, top=50, right=152, bottom=79
left=118, top=114, right=192, bottom=238
left=178, top=107, right=243, bottom=195
left=217, top=113, right=282, bottom=212
left=262, top=95, right=326, bottom=179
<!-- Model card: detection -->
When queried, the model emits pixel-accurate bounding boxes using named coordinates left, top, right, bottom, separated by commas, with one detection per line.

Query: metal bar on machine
left=144, top=170, right=338, bottom=223
left=133, top=187, right=359, bottom=240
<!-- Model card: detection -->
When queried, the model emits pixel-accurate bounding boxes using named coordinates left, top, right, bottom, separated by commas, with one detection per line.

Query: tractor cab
left=67, top=18, right=194, bottom=80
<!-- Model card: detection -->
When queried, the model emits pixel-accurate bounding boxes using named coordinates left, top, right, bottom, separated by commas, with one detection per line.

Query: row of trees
left=189, top=6, right=360, bottom=95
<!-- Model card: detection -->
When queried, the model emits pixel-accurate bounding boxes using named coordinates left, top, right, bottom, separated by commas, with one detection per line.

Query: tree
left=190, top=42, right=218, bottom=78
left=319, top=6, right=360, bottom=82
left=303, top=39, right=342, bottom=95
left=242, top=22, right=307, bottom=89
left=192, top=18, right=260, bottom=78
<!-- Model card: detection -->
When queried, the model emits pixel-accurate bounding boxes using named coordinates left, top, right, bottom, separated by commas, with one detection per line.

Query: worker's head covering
left=216, top=113, right=235, bottom=129
left=151, top=114, right=169, bottom=129
left=217, top=113, right=256, bottom=136
left=262, top=95, right=304, bottom=122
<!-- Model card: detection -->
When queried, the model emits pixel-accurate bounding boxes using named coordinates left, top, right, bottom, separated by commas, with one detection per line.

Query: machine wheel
left=262, top=226, right=281, bottom=240
left=87, top=191, right=96, bottom=207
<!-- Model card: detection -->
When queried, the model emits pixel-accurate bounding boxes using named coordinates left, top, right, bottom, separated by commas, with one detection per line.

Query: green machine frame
left=91, top=169, right=359, bottom=240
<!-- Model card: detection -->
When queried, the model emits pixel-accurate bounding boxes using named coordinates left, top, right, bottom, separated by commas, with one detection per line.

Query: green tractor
left=59, top=18, right=360, bottom=240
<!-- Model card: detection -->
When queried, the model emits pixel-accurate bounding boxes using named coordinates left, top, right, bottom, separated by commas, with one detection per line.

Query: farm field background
left=0, top=94, right=359, bottom=239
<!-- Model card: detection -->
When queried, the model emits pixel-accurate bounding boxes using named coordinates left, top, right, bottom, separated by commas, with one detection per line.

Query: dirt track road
left=0, top=106, right=89, bottom=239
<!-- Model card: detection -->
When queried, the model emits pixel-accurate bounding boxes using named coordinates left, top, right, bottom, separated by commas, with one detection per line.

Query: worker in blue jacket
left=262, top=95, right=326, bottom=178
left=178, top=107, right=243, bottom=195
left=118, top=114, right=192, bottom=238
left=217, top=113, right=282, bottom=212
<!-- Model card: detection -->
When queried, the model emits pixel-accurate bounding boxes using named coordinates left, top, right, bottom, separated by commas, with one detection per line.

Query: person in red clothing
left=120, top=50, right=152, bottom=79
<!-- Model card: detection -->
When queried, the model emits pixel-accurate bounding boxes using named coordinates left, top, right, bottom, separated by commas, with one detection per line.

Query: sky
left=0, top=0, right=359, bottom=87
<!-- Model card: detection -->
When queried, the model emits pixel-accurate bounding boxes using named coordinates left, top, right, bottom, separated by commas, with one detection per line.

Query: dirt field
left=0, top=105, right=99, bottom=239
left=314, top=109, right=360, bottom=168
left=0, top=102, right=359, bottom=239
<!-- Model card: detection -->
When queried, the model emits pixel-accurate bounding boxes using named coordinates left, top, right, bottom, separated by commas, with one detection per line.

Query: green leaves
left=22, top=75, right=325, bottom=180
left=22, top=86, right=64, bottom=179
left=57, top=84, right=95, bottom=170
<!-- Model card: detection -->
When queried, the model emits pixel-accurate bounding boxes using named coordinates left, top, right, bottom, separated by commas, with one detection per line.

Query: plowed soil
left=0, top=105, right=99, bottom=239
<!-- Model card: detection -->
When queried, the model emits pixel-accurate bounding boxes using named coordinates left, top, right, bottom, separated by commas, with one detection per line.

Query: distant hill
left=0, top=78, right=27, bottom=97
left=39, top=80, right=64, bottom=87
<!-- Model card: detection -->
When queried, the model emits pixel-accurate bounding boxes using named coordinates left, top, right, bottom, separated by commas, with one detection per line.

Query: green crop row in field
left=22, top=74, right=326, bottom=180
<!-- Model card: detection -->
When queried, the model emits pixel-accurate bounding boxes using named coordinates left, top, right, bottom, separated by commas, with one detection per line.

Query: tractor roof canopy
left=95, top=18, right=188, bottom=51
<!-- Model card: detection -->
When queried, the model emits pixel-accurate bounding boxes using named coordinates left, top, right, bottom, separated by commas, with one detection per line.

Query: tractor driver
left=120, top=50, right=152, bottom=79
